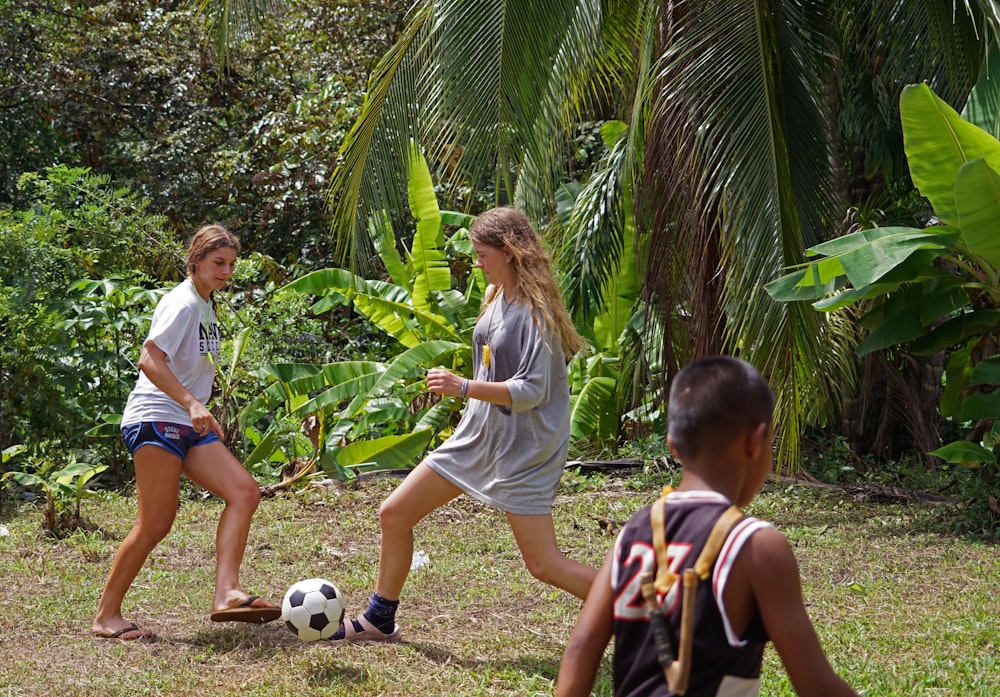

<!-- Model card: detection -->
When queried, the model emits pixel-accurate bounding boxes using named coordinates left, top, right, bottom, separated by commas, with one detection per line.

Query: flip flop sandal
left=93, top=623, right=153, bottom=641
left=210, top=595, right=282, bottom=623
left=328, top=614, right=402, bottom=645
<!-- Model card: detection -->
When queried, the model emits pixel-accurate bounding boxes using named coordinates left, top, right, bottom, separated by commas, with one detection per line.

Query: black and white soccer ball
left=281, top=577, right=345, bottom=641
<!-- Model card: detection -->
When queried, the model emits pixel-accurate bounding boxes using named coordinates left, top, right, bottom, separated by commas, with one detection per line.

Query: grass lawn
left=0, top=466, right=996, bottom=696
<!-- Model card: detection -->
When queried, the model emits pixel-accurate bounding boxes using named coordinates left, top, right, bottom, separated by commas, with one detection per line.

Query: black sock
left=363, top=592, right=398, bottom=634
left=330, top=592, right=398, bottom=640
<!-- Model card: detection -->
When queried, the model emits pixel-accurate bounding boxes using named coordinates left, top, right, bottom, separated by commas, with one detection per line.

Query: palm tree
left=200, top=0, right=998, bottom=469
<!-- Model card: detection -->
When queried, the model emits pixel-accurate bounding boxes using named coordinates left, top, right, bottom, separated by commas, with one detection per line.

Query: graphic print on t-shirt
left=198, top=320, right=221, bottom=357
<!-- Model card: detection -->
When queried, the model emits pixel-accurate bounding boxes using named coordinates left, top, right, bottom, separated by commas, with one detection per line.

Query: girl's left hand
left=426, top=368, right=461, bottom=397
left=190, top=402, right=225, bottom=439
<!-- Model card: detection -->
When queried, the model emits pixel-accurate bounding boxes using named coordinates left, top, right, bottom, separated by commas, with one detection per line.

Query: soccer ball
left=281, top=577, right=345, bottom=641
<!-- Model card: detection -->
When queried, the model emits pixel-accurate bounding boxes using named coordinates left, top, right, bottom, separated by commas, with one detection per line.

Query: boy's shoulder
left=617, top=488, right=778, bottom=564
left=619, top=489, right=741, bottom=541
left=624, top=488, right=734, bottom=523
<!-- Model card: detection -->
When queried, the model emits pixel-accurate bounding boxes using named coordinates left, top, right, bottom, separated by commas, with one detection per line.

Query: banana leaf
left=1, top=444, right=26, bottom=465
left=970, top=354, right=1000, bottom=385
left=243, top=424, right=283, bottom=470
left=569, top=375, right=617, bottom=442
left=954, top=157, right=1000, bottom=269
left=333, top=429, right=434, bottom=471
left=941, top=344, right=975, bottom=420
left=285, top=268, right=458, bottom=347
left=407, top=141, right=450, bottom=315
left=352, top=288, right=457, bottom=346
left=765, top=226, right=958, bottom=304
left=353, top=340, right=465, bottom=409
left=296, top=370, right=386, bottom=417
left=372, top=211, right=409, bottom=288
left=349, top=397, right=411, bottom=428
left=281, top=267, right=358, bottom=306
left=855, top=306, right=924, bottom=356
left=264, top=361, right=383, bottom=389
left=440, top=211, right=475, bottom=228
left=909, top=309, right=1000, bottom=355
left=413, top=398, right=459, bottom=434
left=900, top=82, right=1000, bottom=229
left=930, top=440, right=995, bottom=466
left=960, top=392, right=1000, bottom=420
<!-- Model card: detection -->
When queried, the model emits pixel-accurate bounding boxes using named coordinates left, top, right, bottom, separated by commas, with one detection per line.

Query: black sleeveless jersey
left=610, top=490, right=771, bottom=697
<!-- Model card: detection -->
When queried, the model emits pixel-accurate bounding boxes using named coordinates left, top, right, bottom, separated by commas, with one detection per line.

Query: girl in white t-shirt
left=91, top=224, right=279, bottom=641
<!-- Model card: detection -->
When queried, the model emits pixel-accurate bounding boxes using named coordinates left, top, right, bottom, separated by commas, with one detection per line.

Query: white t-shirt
left=121, top=278, right=220, bottom=426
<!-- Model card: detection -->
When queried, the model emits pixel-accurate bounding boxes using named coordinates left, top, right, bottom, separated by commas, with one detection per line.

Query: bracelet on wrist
left=460, top=378, right=469, bottom=399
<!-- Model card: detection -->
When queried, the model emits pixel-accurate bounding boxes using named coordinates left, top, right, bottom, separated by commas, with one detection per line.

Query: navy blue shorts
left=122, top=421, right=220, bottom=460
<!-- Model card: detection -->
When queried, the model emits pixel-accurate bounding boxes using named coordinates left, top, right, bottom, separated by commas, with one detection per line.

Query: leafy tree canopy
left=0, top=0, right=407, bottom=266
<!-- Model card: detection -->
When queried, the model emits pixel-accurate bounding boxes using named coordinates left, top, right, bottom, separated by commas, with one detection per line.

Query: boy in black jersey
left=556, top=356, right=857, bottom=697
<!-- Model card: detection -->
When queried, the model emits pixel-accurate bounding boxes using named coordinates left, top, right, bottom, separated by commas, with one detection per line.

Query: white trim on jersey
left=712, top=517, right=774, bottom=647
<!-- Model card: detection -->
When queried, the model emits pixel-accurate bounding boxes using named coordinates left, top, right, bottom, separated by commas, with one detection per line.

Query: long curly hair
left=470, top=207, right=585, bottom=361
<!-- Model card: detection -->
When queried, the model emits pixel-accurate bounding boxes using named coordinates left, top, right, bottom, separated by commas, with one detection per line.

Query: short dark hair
left=667, top=356, right=774, bottom=459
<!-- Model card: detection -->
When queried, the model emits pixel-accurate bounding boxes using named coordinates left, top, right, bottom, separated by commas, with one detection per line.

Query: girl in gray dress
left=332, top=207, right=597, bottom=643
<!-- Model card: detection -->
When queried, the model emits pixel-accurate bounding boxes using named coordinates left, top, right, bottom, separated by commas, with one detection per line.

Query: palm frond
left=329, top=0, right=608, bottom=262
left=644, top=0, right=852, bottom=471
left=863, top=0, right=984, bottom=105
left=558, top=0, right=659, bottom=319
left=559, top=129, right=628, bottom=317
left=189, top=0, right=276, bottom=69
left=328, top=2, right=431, bottom=268
left=513, top=0, right=609, bottom=218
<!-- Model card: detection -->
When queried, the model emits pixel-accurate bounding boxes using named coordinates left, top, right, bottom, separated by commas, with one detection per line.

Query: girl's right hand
left=426, top=368, right=461, bottom=397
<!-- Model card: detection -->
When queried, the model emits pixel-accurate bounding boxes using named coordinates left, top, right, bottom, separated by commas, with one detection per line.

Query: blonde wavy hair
left=470, top=207, right=585, bottom=361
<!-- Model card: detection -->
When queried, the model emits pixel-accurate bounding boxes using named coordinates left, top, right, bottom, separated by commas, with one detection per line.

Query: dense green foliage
left=321, top=0, right=1000, bottom=475
left=249, top=143, right=475, bottom=479
left=3, top=0, right=1000, bottom=536
left=0, top=0, right=407, bottom=265
left=0, top=164, right=360, bottom=499
left=0, top=167, right=177, bottom=475
left=0, top=0, right=409, bottom=503
left=767, top=80, right=1000, bottom=516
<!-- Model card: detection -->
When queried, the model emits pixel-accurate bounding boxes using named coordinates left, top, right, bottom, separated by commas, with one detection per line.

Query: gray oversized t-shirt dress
left=424, top=293, right=571, bottom=515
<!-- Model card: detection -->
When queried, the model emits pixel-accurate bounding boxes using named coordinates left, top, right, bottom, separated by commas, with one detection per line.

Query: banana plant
left=246, top=142, right=479, bottom=480
left=3, top=457, right=108, bottom=535
left=766, top=79, right=1000, bottom=479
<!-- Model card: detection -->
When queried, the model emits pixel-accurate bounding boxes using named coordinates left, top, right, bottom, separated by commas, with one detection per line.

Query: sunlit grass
left=0, top=470, right=996, bottom=696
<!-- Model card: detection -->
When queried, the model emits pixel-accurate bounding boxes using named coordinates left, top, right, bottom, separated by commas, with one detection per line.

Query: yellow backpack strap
left=647, top=498, right=745, bottom=695
left=651, top=486, right=676, bottom=595
left=652, top=488, right=743, bottom=593
left=693, top=505, right=744, bottom=579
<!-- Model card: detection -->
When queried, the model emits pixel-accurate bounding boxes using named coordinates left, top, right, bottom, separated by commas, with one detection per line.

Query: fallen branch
left=259, top=456, right=317, bottom=497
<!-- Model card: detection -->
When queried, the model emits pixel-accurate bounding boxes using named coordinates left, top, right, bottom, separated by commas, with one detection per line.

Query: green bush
left=0, top=166, right=180, bottom=480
